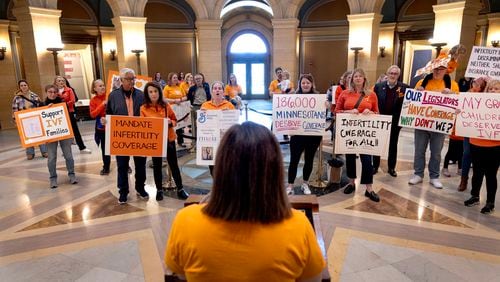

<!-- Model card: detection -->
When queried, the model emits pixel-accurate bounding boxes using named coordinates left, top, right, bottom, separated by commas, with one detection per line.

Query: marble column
left=271, top=18, right=299, bottom=83
left=486, top=13, right=500, bottom=47
left=111, top=16, right=148, bottom=76
left=0, top=20, right=18, bottom=129
left=195, top=19, right=223, bottom=83
left=377, top=23, right=397, bottom=77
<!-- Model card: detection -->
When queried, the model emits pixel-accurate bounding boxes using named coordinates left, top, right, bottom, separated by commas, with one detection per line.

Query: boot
left=458, top=176, right=468, bottom=192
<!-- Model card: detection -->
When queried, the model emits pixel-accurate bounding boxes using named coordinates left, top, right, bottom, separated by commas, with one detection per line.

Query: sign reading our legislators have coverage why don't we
left=455, top=92, right=500, bottom=140
left=105, top=115, right=168, bottom=157
left=272, top=94, right=327, bottom=136
left=399, top=89, right=458, bottom=134
left=14, top=103, right=74, bottom=148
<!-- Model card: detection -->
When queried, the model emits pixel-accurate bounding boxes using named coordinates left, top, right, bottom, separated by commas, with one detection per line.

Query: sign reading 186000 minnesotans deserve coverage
left=399, top=89, right=458, bottom=134
left=272, top=94, right=327, bottom=136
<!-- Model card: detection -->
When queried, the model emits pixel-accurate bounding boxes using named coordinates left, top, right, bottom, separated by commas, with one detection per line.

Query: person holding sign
left=408, top=59, right=459, bottom=189
left=89, top=79, right=111, bottom=175
left=336, top=68, right=380, bottom=202
left=164, top=72, right=188, bottom=147
left=286, top=74, right=322, bottom=196
left=165, top=122, right=325, bottom=281
left=43, top=85, right=78, bottom=189
left=463, top=79, right=500, bottom=214
left=106, top=68, right=149, bottom=204
left=188, top=73, right=211, bottom=148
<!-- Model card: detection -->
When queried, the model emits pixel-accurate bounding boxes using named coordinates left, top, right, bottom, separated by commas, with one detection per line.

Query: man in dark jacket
left=106, top=68, right=148, bottom=204
left=372, top=65, right=408, bottom=177
left=187, top=73, right=211, bottom=147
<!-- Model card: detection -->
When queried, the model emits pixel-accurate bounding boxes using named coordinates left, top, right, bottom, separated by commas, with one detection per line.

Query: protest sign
left=105, top=70, right=152, bottom=97
left=171, top=101, right=191, bottom=129
left=196, top=110, right=240, bottom=165
left=272, top=94, right=327, bottom=136
left=465, top=46, right=500, bottom=80
left=334, top=113, right=392, bottom=156
left=14, top=103, right=74, bottom=148
left=455, top=92, right=500, bottom=140
left=399, top=89, right=458, bottom=134
left=105, top=115, right=168, bottom=157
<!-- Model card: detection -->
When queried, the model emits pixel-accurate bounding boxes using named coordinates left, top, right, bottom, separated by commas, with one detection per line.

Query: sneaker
left=442, top=168, right=451, bottom=177
left=343, top=183, right=355, bottom=194
left=42, top=152, right=48, bottom=158
left=27, top=154, right=34, bottom=160
left=177, top=188, right=189, bottom=200
left=80, top=148, right=92, bottom=154
left=429, top=179, right=443, bottom=189
left=408, top=175, right=423, bottom=185
left=156, top=191, right=164, bottom=201
left=286, top=185, right=294, bottom=195
left=136, top=190, right=149, bottom=200
left=69, top=175, right=78, bottom=184
left=100, top=168, right=110, bottom=175
left=301, top=183, right=311, bottom=195
left=118, top=194, right=128, bottom=204
left=480, top=203, right=495, bottom=214
left=464, top=196, right=480, bottom=207
left=365, top=190, right=380, bottom=202
left=50, top=179, right=58, bottom=189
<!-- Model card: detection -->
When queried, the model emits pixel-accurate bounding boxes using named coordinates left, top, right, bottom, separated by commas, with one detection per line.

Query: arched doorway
left=227, top=31, right=270, bottom=99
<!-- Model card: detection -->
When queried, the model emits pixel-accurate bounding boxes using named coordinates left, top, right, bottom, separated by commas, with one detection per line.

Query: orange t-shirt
left=163, top=85, right=186, bottom=100
left=201, top=100, right=235, bottom=110
left=224, top=85, right=242, bottom=99
left=140, top=103, right=177, bottom=142
left=335, top=90, right=379, bottom=113
left=180, top=81, right=191, bottom=94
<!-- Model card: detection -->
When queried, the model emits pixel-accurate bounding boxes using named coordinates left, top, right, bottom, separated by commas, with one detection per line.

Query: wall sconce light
left=131, top=49, right=144, bottom=75
left=350, top=47, right=363, bottom=69
left=492, top=40, right=499, bottom=48
left=430, top=42, right=447, bottom=58
left=0, top=47, right=6, bottom=60
left=47, top=47, right=63, bottom=75
left=109, top=49, right=116, bottom=61
left=379, top=46, right=386, bottom=58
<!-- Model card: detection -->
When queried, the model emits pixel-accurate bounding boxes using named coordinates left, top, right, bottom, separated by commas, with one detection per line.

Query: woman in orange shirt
left=89, top=79, right=110, bottom=175
left=140, top=82, right=189, bottom=201
left=164, top=72, right=188, bottom=147
left=336, top=68, right=380, bottom=202
left=180, top=73, right=194, bottom=94
left=224, top=73, right=242, bottom=108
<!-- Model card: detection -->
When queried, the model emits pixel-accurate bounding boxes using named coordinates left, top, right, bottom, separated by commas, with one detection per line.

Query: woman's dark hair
left=203, top=121, right=291, bottom=223
left=143, top=82, right=166, bottom=108
left=296, top=73, right=319, bottom=94
left=18, top=79, right=28, bottom=88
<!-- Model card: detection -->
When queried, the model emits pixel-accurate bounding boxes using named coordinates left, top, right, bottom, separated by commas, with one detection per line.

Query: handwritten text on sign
left=171, top=101, right=191, bottom=129
left=455, top=92, right=500, bottom=140
left=335, top=113, right=392, bottom=156
left=105, top=115, right=168, bottom=157
left=465, top=46, right=500, bottom=80
left=14, top=103, right=74, bottom=148
left=399, top=89, right=458, bottom=134
left=272, top=94, right=327, bottom=136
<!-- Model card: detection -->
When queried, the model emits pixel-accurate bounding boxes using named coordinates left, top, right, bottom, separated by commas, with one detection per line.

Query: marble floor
left=0, top=100, right=499, bottom=282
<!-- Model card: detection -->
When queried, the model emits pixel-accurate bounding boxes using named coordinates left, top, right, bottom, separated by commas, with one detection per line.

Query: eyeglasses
left=123, top=77, right=136, bottom=81
left=388, top=72, right=399, bottom=75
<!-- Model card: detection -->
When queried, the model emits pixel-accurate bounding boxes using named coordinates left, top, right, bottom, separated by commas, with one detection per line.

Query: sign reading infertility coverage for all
left=272, top=94, right=327, bottom=136
left=465, top=46, right=500, bottom=80
left=196, top=110, right=240, bottom=165
left=455, top=92, right=500, bottom=140
left=399, top=89, right=458, bottom=134
left=171, top=101, right=191, bottom=129
left=14, top=103, right=74, bottom=148
left=105, top=115, right=168, bottom=157
left=334, top=113, right=392, bottom=156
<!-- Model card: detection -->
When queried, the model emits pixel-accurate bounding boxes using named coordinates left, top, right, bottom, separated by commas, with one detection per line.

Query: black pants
left=288, top=135, right=322, bottom=184
left=116, top=155, right=146, bottom=195
left=69, top=113, right=86, bottom=150
left=152, top=141, right=183, bottom=190
left=443, top=139, right=463, bottom=169
left=470, top=145, right=499, bottom=204
left=373, top=123, right=401, bottom=171
left=176, top=128, right=184, bottom=145
left=95, top=130, right=110, bottom=170
left=346, top=154, right=373, bottom=184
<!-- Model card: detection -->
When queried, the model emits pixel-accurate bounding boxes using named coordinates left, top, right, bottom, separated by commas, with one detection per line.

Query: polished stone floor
left=0, top=100, right=499, bottom=282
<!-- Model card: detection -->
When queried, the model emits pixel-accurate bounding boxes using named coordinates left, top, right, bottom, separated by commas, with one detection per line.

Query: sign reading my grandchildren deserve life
left=15, top=103, right=74, bottom=148
left=455, top=92, right=500, bottom=140
left=465, top=46, right=500, bottom=80
left=272, top=94, right=327, bottom=136
left=334, top=113, right=392, bottom=156
left=399, top=89, right=458, bottom=134
left=105, top=115, right=168, bottom=157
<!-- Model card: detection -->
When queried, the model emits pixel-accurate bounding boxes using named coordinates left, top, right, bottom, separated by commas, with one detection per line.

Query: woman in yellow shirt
left=180, top=73, right=194, bottom=94
left=224, top=73, right=242, bottom=108
left=163, top=72, right=188, bottom=147
left=165, top=121, right=325, bottom=281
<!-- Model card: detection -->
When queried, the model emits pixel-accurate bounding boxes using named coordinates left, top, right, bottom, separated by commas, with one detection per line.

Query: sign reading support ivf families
left=196, top=110, right=240, bottom=165
left=15, top=103, right=74, bottom=148
left=105, top=115, right=168, bottom=157
left=334, top=113, right=392, bottom=156
left=465, top=46, right=500, bottom=80
left=272, top=94, right=327, bottom=135
left=171, top=101, right=191, bottom=129
left=399, top=89, right=458, bottom=134
left=455, top=92, right=500, bottom=140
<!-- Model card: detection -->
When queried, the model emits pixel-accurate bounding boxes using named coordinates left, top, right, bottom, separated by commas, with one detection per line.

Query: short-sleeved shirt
left=335, top=90, right=379, bottom=114
left=224, top=85, right=242, bottom=99
left=163, top=85, right=186, bottom=100
left=200, top=100, right=235, bottom=110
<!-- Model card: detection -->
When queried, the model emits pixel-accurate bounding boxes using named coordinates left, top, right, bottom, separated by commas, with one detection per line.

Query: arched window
left=230, top=34, right=267, bottom=54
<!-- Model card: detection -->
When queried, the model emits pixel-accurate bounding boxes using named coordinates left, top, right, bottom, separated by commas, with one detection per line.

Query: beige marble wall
left=100, top=27, right=119, bottom=83
left=486, top=13, right=500, bottom=46
left=376, top=23, right=396, bottom=80
left=0, top=21, right=18, bottom=129
left=196, top=19, right=223, bottom=83
left=271, top=18, right=299, bottom=82
left=111, top=16, right=148, bottom=76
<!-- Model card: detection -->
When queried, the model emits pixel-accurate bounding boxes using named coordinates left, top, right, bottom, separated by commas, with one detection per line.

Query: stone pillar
left=111, top=16, right=148, bottom=76
left=13, top=5, right=63, bottom=94
left=347, top=13, right=382, bottom=84
left=196, top=19, right=223, bottom=83
left=100, top=27, right=119, bottom=82
left=486, top=13, right=500, bottom=47
left=377, top=23, right=396, bottom=77
left=0, top=20, right=19, bottom=129
left=271, top=18, right=299, bottom=83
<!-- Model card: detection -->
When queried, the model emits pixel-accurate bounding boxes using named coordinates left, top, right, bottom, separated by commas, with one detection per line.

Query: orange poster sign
left=105, top=115, right=168, bottom=157
left=106, top=70, right=152, bottom=97
left=14, top=103, right=74, bottom=148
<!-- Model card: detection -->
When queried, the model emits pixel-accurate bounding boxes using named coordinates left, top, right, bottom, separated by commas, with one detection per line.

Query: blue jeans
left=414, top=129, right=445, bottom=179
left=26, top=144, right=47, bottom=156
left=47, top=139, right=74, bottom=180
left=461, top=137, right=471, bottom=177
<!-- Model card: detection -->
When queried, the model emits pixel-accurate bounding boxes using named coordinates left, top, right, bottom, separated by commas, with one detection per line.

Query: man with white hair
left=106, top=68, right=148, bottom=204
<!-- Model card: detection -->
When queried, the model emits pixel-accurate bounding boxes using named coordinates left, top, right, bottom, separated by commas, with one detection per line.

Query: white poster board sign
left=334, top=113, right=392, bottom=156
left=196, top=110, right=240, bottom=165
left=171, top=101, right=191, bottom=129
left=455, top=92, right=500, bottom=140
left=272, top=94, right=327, bottom=136
left=465, top=46, right=500, bottom=80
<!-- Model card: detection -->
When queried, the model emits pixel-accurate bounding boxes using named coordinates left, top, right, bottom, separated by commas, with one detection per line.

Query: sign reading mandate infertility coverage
left=15, top=103, right=74, bottom=148
left=272, top=94, right=327, bottom=136
left=399, top=89, right=458, bottom=134
left=455, top=92, right=500, bottom=140
left=105, top=115, right=168, bottom=157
